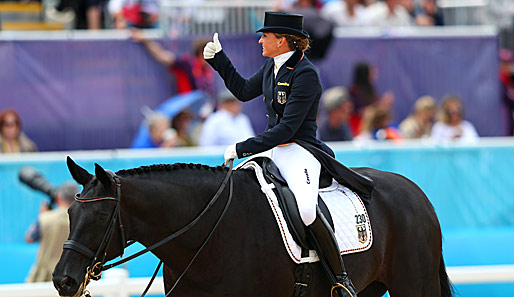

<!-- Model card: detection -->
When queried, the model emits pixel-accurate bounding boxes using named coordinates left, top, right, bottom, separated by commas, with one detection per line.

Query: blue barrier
left=2, top=139, right=514, bottom=296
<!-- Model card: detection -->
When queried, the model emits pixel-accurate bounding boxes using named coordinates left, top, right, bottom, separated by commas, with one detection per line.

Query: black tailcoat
left=207, top=49, right=324, bottom=158
left=207, top=49, right=375, bottom=198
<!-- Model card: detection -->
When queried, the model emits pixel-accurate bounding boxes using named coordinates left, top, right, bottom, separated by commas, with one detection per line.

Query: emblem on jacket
left=277, top=91, right=287, bottom=104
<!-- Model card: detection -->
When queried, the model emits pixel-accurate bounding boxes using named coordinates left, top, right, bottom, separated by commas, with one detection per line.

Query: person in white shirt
left=321, top=0, right=368, bottom=27
left=199, top=90, right=255, bottom=147
left=430, top=95, right=479, bottom=143
left=364, top=0, right=412, bottom=27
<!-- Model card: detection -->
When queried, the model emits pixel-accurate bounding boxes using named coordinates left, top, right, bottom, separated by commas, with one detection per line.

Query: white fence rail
left=1, top=265, right=514, bottom=297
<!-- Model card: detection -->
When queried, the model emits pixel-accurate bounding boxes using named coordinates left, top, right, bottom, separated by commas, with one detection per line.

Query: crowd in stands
left=3, top=48, right=513, bottom=153
left=31, top=0, right=448, bottom=31
left=276, top=0, right=444, bottom=29
left=126, top=57, right=486, bottom=150
left=1, top=1, right=513, bottom=153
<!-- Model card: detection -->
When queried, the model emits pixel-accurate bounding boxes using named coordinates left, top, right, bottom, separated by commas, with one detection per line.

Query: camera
left=18, top=166, right=58, bottom=208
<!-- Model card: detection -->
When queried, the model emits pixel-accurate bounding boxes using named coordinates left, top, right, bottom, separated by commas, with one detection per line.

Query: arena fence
left=1, top=265, right=514, bottom=297
left=159, top=0, right=272, bottom=37
left=156, top=0, right=513, bottom=49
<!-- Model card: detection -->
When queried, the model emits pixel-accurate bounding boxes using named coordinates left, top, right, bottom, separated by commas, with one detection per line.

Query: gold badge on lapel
left=277, top=91, right=287, bottom=104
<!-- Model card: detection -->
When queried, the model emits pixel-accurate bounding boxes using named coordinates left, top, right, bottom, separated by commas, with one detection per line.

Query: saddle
left=255, top=157, right=334, bottom=250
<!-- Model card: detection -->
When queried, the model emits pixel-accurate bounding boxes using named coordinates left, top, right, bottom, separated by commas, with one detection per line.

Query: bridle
left=63, top=174, right=126, bottom=293
left=63, top=161, right=234, bottom=297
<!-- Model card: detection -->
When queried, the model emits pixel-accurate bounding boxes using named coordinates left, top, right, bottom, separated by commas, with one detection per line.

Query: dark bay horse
left=53, top=157, right=453, bottom=297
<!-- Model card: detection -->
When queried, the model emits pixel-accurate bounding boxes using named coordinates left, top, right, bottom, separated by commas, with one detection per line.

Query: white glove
left=224, top=144, right=237, bottom=165
left=203, top=32, right=222, bottom=59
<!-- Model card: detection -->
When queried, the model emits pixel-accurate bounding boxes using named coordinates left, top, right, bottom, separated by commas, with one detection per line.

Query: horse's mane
left=116, top=163, right=227, bottom=177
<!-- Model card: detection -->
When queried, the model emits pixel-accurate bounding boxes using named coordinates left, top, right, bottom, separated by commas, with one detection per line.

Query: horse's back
left=352, top=167, right=444, bottom=296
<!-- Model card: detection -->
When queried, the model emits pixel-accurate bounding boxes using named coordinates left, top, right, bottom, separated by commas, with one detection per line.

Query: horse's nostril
left=57, top=275, right=71, bottom=290
left=60, top=275, right=70, bottom=288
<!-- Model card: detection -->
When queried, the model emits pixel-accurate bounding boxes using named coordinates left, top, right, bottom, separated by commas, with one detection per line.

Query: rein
left=64, top=161, right=234, bottom=297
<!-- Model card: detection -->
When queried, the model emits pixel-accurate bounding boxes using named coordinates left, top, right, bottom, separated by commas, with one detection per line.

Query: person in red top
left=131, top=29, right=216, bottom=100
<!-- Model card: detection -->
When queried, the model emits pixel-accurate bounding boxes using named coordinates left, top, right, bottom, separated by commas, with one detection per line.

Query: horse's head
left=53, top=157, right=125, bottom=297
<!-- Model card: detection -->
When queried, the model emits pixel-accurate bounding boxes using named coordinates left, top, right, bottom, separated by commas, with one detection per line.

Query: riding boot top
left=307, top=207, right=358, bottom=297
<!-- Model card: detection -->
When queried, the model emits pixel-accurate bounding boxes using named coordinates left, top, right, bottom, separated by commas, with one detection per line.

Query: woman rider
left=203, top=11, right=357, bottom=297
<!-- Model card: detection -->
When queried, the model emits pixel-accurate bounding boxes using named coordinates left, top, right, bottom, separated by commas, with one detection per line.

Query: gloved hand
left=203, top=32, right=222, bottom=59
left=224, top=144, right=237, bottom=165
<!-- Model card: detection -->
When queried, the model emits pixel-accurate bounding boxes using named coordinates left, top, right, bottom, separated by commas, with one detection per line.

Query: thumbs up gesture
left=203, top=32, right=222, bottom=59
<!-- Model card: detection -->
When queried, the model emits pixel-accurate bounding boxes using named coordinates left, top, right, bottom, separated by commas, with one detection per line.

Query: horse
left=52, top=156, right=454, bottom=297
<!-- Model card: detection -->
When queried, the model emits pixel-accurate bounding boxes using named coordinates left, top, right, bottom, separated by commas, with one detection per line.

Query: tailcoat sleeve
left=207, top=50, right=264, bottom=102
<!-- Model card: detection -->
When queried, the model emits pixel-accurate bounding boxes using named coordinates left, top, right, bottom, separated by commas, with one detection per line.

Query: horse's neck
left=120, top=170, right=228, bottom=254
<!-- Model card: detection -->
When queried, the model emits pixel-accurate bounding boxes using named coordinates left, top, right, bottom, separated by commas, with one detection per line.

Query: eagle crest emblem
left=356, top=224, right=367, bottom=243
left=277, top=91, right=287, bottom=104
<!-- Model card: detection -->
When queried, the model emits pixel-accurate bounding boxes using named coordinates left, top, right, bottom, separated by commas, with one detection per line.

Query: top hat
left=256, top=11, right=309, bottom=38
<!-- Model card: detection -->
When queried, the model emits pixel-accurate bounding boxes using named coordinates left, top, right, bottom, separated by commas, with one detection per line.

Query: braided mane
left=116, top=163, right=227, bottom=177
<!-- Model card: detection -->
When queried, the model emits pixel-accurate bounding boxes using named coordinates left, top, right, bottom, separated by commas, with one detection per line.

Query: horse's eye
left=97, top=211, right=110, bottom=221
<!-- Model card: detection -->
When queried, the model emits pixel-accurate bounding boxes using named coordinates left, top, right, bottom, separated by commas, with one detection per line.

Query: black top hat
left=256, top=11, right=310, bottom=38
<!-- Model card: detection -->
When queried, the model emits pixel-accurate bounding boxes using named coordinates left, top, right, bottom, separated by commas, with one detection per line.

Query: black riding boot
left=307, top=207, right=357, bottom=297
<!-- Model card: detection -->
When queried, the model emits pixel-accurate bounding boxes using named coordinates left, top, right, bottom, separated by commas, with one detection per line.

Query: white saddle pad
left=238, top=159, right=373, bottom=264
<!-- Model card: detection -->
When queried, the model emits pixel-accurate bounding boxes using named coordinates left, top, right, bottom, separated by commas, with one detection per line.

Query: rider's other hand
left=224, top=144, right=237, bottom=165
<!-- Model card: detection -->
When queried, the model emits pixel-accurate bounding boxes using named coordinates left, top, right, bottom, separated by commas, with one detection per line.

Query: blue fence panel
left=1, top=139, right=514, bottom=297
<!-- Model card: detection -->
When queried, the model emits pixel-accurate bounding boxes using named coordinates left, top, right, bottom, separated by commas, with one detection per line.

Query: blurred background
left=1, top=0, right=514, bottom=296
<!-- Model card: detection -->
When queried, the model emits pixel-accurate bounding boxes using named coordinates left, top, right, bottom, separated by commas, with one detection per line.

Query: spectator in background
left=108, top=0, right=159, bottom=29
left=399, top=95, right=436, bottom=138
left=430, top=95, right=479, bottom=142
left=321, top=0, right=368, bottom=27
left=318, top=86, right=354, bottom=141
left=25, top=182, right=78, bottom=282
left=199, top=90, right=255, bottom=147
left=131, top=106, right=197, bottom=149
left=416, top=0, right=444, bottom=26
left=348, top=61, right=395, bottom=136
left=364, top=0, right=412, bottom=27
left=0, top=109, right=38, bottom=153
left=287, top=0, right=334, bottom=61
left=355, top=105, right=402, bottom=142
left=499, top=48, right=514, bottom=136
left=53, top=0, right=105, bottom=29
left=399, top=0, right=416, bottom=19
left=132, top=110, right=177, bottom=149
left=131, top=29, right=216, bottom=102
left=171, top=109, right=196, bottom=147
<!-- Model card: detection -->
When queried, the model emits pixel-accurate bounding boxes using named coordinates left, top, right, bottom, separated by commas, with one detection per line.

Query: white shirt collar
left=273, top=51, right=295, bottom=78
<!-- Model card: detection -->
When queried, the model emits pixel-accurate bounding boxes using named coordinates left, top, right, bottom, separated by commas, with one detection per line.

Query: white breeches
left=271, top=143, right=320, bottom=226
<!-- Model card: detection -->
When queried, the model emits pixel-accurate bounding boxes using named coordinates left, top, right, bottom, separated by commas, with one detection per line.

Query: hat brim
left=256, top=26, right=310, bottom=38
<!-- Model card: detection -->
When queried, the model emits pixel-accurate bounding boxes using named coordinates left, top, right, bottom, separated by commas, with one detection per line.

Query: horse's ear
left=67, top=156, right=92, bottom=186
left=95, top=163, right=112, bottom=189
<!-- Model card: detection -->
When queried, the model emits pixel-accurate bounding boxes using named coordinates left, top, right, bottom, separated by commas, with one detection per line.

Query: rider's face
left=259, top=33, right=283, bottom=58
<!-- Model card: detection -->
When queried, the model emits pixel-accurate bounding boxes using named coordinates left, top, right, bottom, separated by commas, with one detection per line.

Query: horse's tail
left=439, top=256, right=455, bottom=297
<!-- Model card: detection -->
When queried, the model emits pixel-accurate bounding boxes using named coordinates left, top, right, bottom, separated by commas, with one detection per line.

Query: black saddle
left=251, top=157, right=334, bottom=250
